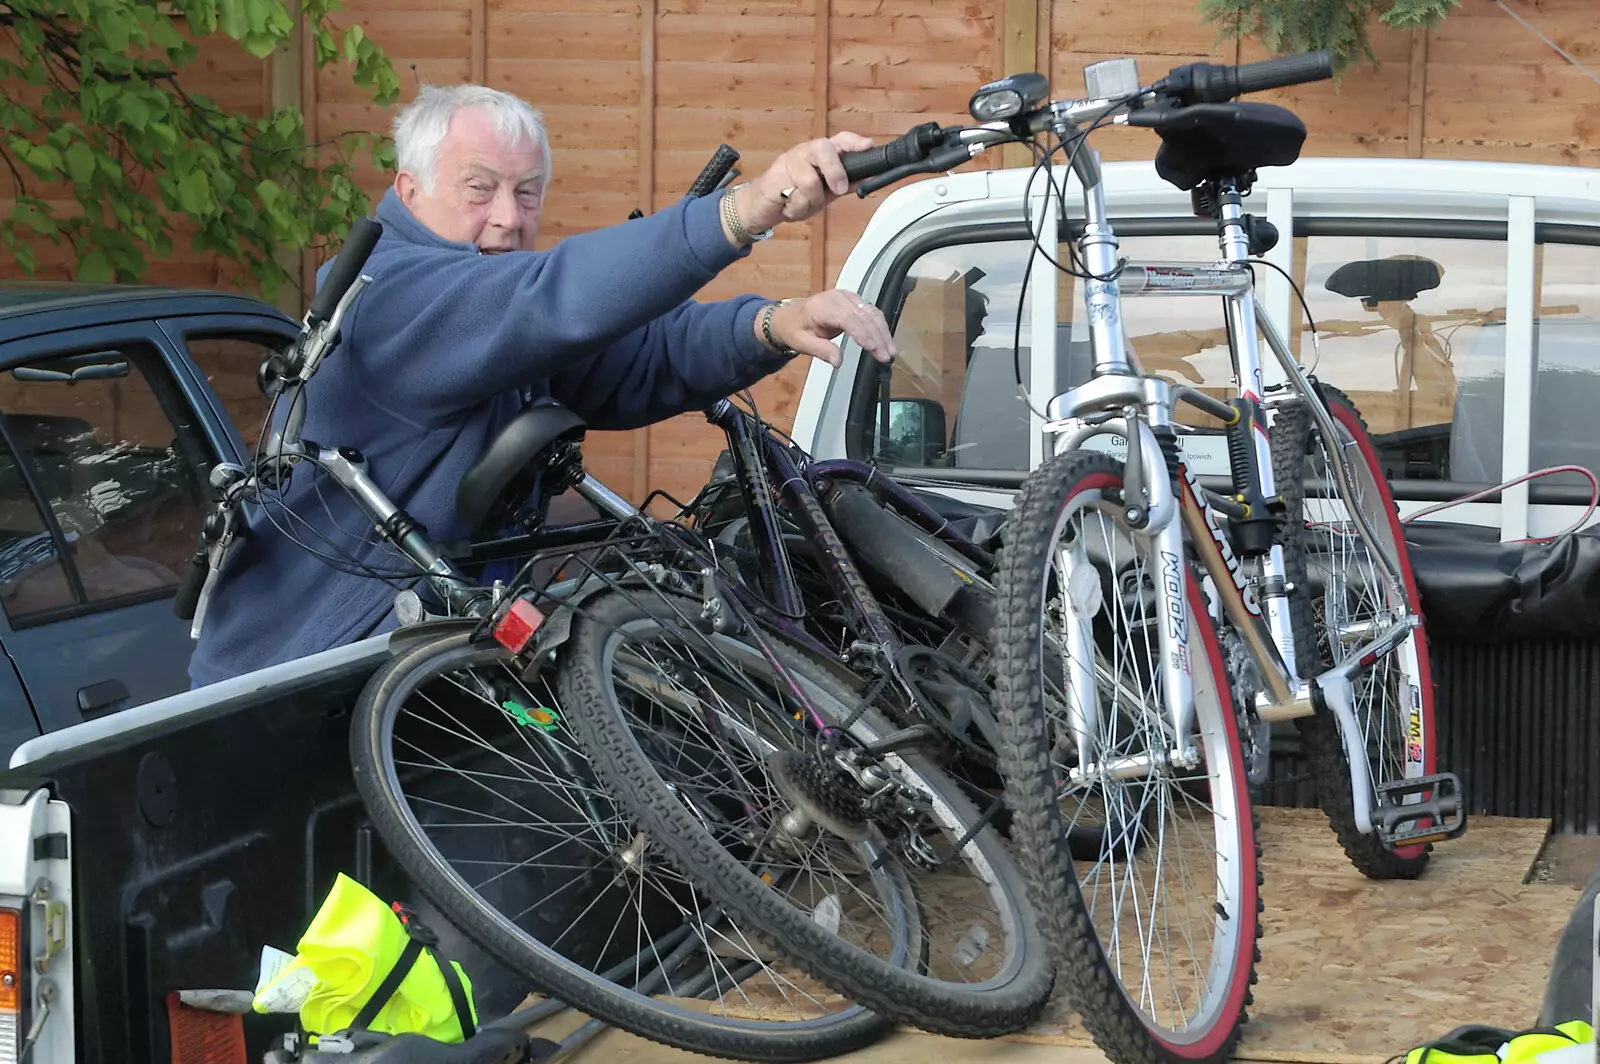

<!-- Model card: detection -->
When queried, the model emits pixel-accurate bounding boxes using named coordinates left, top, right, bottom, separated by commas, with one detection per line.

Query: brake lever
left=855, top=143, right=982, bottom=198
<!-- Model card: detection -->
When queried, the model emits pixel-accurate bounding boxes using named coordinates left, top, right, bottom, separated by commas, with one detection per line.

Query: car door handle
left=78, top=679, right=131, bottom=717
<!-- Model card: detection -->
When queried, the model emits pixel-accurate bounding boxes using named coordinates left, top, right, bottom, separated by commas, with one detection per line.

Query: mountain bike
left=830, top=49, right=1467, bottom=1064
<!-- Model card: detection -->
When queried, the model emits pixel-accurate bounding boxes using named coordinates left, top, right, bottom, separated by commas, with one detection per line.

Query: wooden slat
left=655, top=61, right=814, bottom=111
left=487, top=11, right=640, bottom=61
left=656, top=14, right=813, bottom=64
left=634, top=0, right=656, bottom=502
left=1407, top=28, right=1428, bottom=159
left=1000, top=0, right=1038, bottom=170
left=301, top=11, right=321, bottom=301
left=812, top=0, right=830, bottom=295
left=471, top=0, right=487, bottom=81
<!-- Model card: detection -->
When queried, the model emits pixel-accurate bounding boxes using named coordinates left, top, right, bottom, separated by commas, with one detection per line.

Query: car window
left=0, top=433, right=75, bottom=621
left=0, top=341, right=210, bottom=619
left=1531, top=242, right=1600, bottom=492
left=1287, top=232, right=1508, bottom=486
left=183, top=332, right=286, bottom=453
left=865, top=230, right=1234, bottom=472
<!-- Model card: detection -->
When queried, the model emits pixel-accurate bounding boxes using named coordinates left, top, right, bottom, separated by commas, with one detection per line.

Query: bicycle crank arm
left=1309, top=611, right=1423, bottom=835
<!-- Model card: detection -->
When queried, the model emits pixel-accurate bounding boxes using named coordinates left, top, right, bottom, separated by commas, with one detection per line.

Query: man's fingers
left=782, top=161, right=827, bottom=218
left=808, top=142, right=850, bottom=197
left=838, top=292, right=898, bottom=362
left=792, top=331, right=843, bottom=367
left=829, top=131, right=875, bottom=154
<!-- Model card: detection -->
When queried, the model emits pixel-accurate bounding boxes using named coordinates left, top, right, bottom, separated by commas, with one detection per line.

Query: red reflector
left=166, top=992, right=246, bottom=1064
left=492, top=599, right=545, bottom=653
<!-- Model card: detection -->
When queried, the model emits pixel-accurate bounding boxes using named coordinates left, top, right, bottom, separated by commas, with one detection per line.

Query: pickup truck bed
left=1, top=633, right=541, bottom=1064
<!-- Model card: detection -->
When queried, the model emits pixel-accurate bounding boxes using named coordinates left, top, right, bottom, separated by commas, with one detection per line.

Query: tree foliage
left=1199, top=0, right=1462, bottom=71
left=0, top=0, right=400, bottom=299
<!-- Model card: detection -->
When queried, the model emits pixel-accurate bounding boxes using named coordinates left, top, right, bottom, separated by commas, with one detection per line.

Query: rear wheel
left=558, top=587, right=1056, bottom=1039
left=992, top=450, right=1262, bottom=1064
left=1271, top=384, right=1437, bottom=879
left=350, top=630, right=890, bottom=1062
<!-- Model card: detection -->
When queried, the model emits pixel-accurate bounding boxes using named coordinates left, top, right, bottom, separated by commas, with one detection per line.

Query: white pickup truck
left=1, top=151, right=1598, bottom=1064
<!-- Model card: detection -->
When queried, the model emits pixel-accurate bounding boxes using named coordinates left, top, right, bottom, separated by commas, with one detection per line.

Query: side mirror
left=12, top=351, right=132, bottom=383
left=876, top=397, right=948, bottom=466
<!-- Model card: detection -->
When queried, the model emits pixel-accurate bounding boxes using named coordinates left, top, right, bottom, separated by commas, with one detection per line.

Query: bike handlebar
left=834, top=49, right=1334, bottom=197
left=688, top=144, right=741, bottom=198
left=1151, top=50, right=1334, bottom=105
left=839, top=123, right=946, bottom=183
left=307, top=215, right=382, bottom=325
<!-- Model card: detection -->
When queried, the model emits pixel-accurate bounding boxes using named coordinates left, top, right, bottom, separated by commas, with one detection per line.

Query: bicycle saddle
left=1150, top=101, right=1306, bottom=191
left=1325, top=256, right=1443, bottom=307
left=457, top=398, right=588, bottom=536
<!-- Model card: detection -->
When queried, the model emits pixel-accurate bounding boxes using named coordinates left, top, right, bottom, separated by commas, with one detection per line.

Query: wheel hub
left=768, top=749, right=872, bottom=842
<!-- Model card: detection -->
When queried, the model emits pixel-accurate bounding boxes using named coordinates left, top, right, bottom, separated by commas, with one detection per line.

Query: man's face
left=395, top=106, right=546, bottom=253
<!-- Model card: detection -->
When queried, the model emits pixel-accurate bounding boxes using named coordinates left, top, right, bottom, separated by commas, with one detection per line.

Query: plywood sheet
left=1018, top=807, right=1580, bottom=1063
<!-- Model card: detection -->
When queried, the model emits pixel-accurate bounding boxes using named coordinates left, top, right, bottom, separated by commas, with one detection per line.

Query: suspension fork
left=1045, top=409, right=1200, bottom=773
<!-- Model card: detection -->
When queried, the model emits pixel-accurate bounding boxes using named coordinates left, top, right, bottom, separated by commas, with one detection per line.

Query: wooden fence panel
left=8, top=0, right=1600, bottom=506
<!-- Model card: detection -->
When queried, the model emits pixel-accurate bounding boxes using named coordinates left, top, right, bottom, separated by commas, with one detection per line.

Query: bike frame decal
left=1178, top=461, right=1262, bottom=618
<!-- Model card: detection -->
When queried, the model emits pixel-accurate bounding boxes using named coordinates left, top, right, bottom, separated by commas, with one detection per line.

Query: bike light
left=969, top=86, right=1022, bottom=122
left=968, top=73, right=1050, bottom=122
left=492, top=599, right=545, bottom=654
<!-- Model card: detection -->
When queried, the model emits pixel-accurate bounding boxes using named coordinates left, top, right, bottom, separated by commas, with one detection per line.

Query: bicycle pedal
left=1374, top=772, right=1467, bottom=849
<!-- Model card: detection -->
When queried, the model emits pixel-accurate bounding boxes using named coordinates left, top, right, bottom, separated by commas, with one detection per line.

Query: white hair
left=391, top=83, right=552, bottom=195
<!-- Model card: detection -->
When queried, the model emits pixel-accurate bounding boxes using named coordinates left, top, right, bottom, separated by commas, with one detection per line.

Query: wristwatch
left=721, top=185, right=773, bottom=245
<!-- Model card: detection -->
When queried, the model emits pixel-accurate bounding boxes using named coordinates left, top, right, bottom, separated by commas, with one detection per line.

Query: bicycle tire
left=557, top=587, right=1057, bottom=1039
left=350, top=630, right=891, bottom=1062
left=1270, top=383, right=1438, bottom=878
left=991, top=449, right=1262, bottom=1064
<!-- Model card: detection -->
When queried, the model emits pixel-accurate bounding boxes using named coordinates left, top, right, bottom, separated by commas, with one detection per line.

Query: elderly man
left=188, top=83, right=898, bottom=687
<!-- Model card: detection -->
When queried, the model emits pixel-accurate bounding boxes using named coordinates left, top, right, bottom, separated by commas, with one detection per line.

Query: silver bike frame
left=1025, top=108, right=1420, bottom=834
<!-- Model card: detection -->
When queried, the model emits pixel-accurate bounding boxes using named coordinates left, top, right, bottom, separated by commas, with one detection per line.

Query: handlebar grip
left=841, top=141, right=917, bottom=184
left=307, top=215, right=382, bottom=325
left=173, top=549, right=208, bottom=620
left=840, top=123, right=945, bottom=183
left=1232, top=50, right=1334, bottom=96
left=687, top=144, right=740, bottom=198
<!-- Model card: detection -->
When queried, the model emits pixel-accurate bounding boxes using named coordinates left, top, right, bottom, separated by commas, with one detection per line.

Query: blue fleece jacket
left=187, top=187, right=792, bottom=687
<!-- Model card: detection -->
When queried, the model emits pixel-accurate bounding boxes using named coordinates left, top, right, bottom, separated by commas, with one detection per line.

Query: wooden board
left=501, top=809, right=1577, bottom=1064
left=1017, top=807, right=1578, bottom=1063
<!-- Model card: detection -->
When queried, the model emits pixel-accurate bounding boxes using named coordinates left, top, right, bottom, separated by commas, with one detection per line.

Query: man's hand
left=733, top=132, right=876, bottom=235
left=761, top=290, right=899, bottom=368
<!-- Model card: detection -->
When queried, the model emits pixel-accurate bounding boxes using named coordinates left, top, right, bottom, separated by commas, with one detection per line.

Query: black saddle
left=456, top=398, right=588, bottom=537
left=1325, top=256, right=1444, bottom=307
left=1151, top=101, right=1307, bottom=191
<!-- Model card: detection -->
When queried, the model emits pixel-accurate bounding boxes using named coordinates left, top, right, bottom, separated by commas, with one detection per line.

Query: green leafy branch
left=1199, top=0, right=1462, bottom=71
left=0, top=0, right=400, bottom=300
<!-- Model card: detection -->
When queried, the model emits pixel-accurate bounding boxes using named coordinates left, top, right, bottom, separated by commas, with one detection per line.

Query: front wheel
left=991, top=449, right=1262, bottom=1064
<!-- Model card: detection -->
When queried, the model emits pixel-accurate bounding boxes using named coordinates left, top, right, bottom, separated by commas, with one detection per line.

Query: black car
left=0, top=281, right=296, bottom=760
